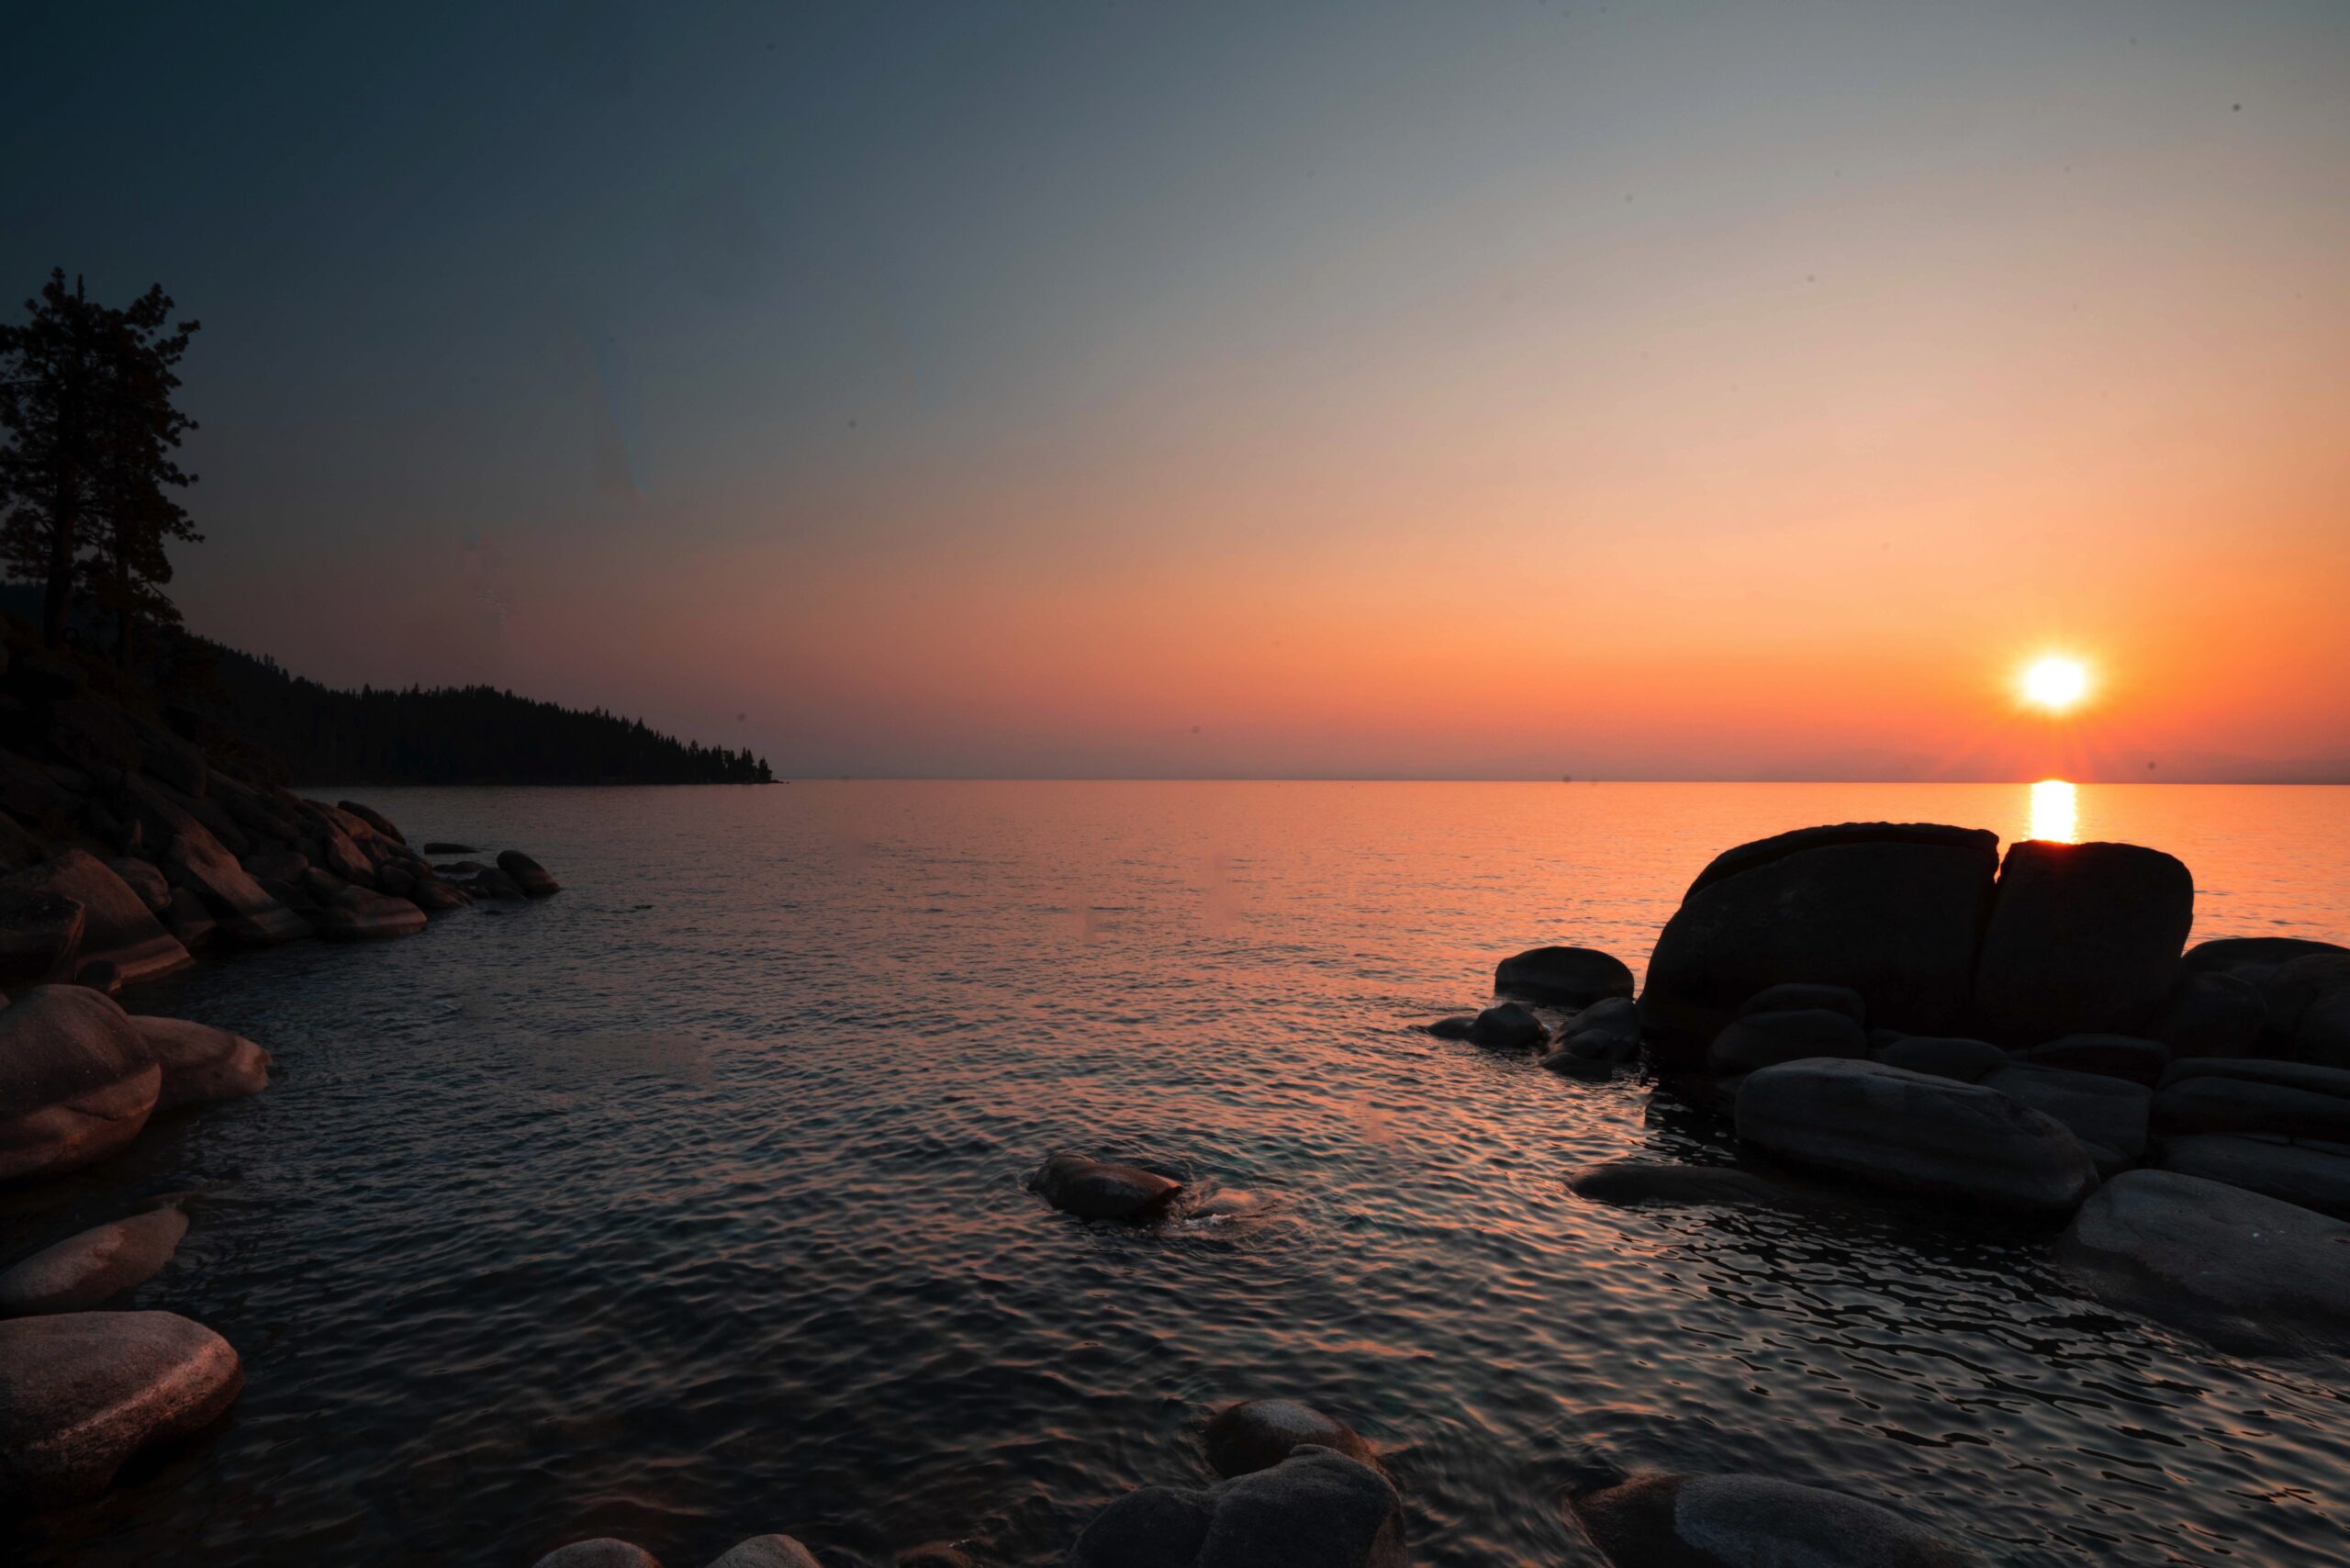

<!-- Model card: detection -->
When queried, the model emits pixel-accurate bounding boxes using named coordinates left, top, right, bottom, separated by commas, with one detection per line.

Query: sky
left=4, top=0, right=2346, bottom=779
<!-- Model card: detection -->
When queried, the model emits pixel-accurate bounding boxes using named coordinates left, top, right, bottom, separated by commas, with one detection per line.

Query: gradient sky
left=6, top=1, right=2346, bottom=778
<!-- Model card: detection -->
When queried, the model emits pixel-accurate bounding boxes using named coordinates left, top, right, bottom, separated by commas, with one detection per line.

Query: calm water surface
left=9, top=782, right=2350, bottom=1567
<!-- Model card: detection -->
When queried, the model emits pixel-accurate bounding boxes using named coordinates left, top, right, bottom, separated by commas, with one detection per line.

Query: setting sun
left=2020, top=655, right=2091, bottom=714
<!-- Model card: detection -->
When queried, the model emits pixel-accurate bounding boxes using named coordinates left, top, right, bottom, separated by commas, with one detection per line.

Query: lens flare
left=2020, top=655, right=2090, bottom=713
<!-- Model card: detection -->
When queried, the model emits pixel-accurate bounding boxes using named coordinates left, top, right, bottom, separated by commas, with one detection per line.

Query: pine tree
left=86, top=285, right=201, bottom=668
left=0, top=270, right=107, bottom=646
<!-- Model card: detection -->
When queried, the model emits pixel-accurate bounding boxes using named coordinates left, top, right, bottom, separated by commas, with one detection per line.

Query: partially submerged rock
left=0, top=1202, right=188, bottom=1315
left=1467, top=1001, right=1545, bottom=1049
left=420, top=840, right=476, bottom=855
left=1541, top=997, right=1645, bottom=1073
left=0, top=986, right=161, bottom=1183
left=1569, top=1159, right=1836, bottom=1212
left=130, top=1015, right=272, bottom=1110
left=1203, top=1397, right=1377, bottom=1479
left=1568, top=1472, right=1981, bottom=1568
left=498, top=848, right=562, bottom=897
left=1067, top=1446, right=1404, bottom=1568
left=1030, top=1154, right=1181, bottom=1221
left=1494, top=946, right=1633, bottom=1007
left=1970, top=840, right=2192, bottom=1045
left=0, top=1310, right=243, bottom=1510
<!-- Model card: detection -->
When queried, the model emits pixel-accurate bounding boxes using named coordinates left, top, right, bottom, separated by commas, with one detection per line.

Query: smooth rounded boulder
left=1969, top=839, right=2193, bottom=1046
left=1568, top=1472, right=1981, bottom=1568
left=2057, top=1169, right=2350, bottom=1354
left=2153, top=1058, right=2350, bottom=1144
left=1872, top=1036, right=2007, bottom=1082
left=130, top=1015, right=273, bottom=1109
left=1066, top=1446, right=1404, bottom=1568
left=0, top=1310, right=243, bottom=1510
left=1640, top=823, right=1998, bottom=1060
left=498, top=848, right=563, bottom=897
left=707, top=1536, right=822, bottom=1568
left=1467, top=1001, right=1545, bottom=1049
left=2020, top=1033, right=2170, bottom=1087
left=1978, top=1063, right=2150, bottom=1175
left=2157, top=1136, right=2350, bottom=1219
left=1709, top=1007, right=1867, bottom=1079
left=1493, top=946, right=1633, bottom=1007
left=1030, top=1154, right=1181, bottom=1221
left=313, top=885, right=428, bottom=941
left=10, top=850, right=189, bottom=985
left=531, top=1542, right=665, bottom=1568
left=162, top=832, right=309, bottom=946
left=1204, top=1398, right=1377, bottom=1479
left=0, top=986, right=161, bottom=1183
left=1736, top=1058, right=2099, bottom=1215
left=0, top=885, right=83, bottom=993
left=0, top=1202, right=188, bottom=1315
left=1541, top=997, right=1644, bottom=1073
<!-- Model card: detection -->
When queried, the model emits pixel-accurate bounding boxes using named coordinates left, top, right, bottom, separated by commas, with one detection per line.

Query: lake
left=10, top=781, right=2350, bottom=1566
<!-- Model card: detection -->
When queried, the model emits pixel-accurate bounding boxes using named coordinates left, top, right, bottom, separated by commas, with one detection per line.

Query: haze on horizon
left=6, top=1, right=2345, bottom=782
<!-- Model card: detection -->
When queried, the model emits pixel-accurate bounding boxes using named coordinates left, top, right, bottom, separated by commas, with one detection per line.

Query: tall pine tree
left=0, top=271, right=106, bottom=646
left=88, top=285, right=202, bottom=668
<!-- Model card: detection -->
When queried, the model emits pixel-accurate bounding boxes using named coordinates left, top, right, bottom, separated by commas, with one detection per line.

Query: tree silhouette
left=0, top=271, right=106, bottom=645
left=88, top=285, right=202, bottom=668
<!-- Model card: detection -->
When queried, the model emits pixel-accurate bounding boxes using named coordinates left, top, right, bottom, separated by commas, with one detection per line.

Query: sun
left=2020, top=655, right=2091, bottom=713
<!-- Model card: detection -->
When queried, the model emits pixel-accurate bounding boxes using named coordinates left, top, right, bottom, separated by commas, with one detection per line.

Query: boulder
left=1568, top=1472, right=1981, bottom=1568
left=2240, top=950, right=2350, bottom=1057
left=376, top=864, right=416, bottom=899
left=130, top=1015, right=272, bottom=1110
left=1542, top=997, right=1645, bottom=1071
left=421, top=840, right=476, bottom=855
left=1978, top=1063, right=2149, bottom=1174
left=2157, top=1136, right=2350, bottom=1219
left=1736, top=1058, right=2098, bottom=1215
left=2153, top=1058, right=2350, bottom=1144
left=162, top=831, right=308, bottom=945
left=240, top=845, right=308, bottom=884
left=2303, top=988, right=2350, bottom=1070
left=1740, top=982, right=1865, bottom=1024
left=1467, top=1001, right=1545, bottom=1049
left=72, top=958, right=120, bottom=996
left=1424, top=1014, right=1476, bottom=1040
left=0, top=987, right=161, bottom=1183
left=896, top=1548, right=971, bottom=1568
left=162, top=885, right=216, bottom=951
left=499, top=848, right=562, bottom=897
left=0, top=1310, right=243, bottom=1509
left=707, top=1538, right=822, bottom=1568
left=0, top=885, right=84, bottom=994
left=2181, top=935, right=2347, bottom=981
left=470, top=867, right=527, bottom=901
left=1872, top=1036, right=2006, bottom=1082
left=10, top=849, right=189, bottom=985
left=0, top=1202, right=188, bottom=1315
left=2142, top=971, right=2264, bottom=1059
left=2019, top=1034, right=2170, bottom=1087
left=1493, top=946, right=1633, bottom=1007
left=317, top=824, right=373, bottom=885
left=1969, top=840, right=2193, bottom=1045
left=407, top=874, right=473, bottom=913
left=336, top=799, right=404, bottom=843
left=1203, top=1398, right=1377, bottom=1479
left=530, top=1543, right=664, bottom=1568
left=1030, top=1154, right=1181, bottom=1221
left=313, top=885, right=428, bottom=942
left=2056, top=1169, right=2350, bottom=1354
left=1640, top=823, right=1998, bottom=1059
left=1709, top=1008, right=1868, bottom=1079
left=1067, top=1446, right=1404, bottom=1568
left=1569, top=1159, right=1837, bottom=1211
left=104, top=857, right=171, bottom=914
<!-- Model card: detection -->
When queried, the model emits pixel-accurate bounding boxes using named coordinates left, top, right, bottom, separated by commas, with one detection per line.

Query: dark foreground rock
left=0, top=1310, right=243, bottom=1510
left=0, top=885, right=83, bottom=993
left=1970, top=840, right=2193, bottom=1045
left=531, top=1543, right=666, bottom=1568
left=1872, top=1036, right=2006, bottom=1082
left=1708, top=1007, right=1867, bottom=1079
left=1204, top=1398, right=1377, bottom=1479
left=708, top=1537, right=825, bottom=1568
left=2057, top=1169, right=2350, bottom=1354
left=2153, top=1058, right=2350, bottom=1144
left=1540, top=997, right=1645, bottom=1074
left=1978, top=1063, right=2149, bottom=1175
left=1067, top=1446, right=1404, bottom=1568
left=1640, top=823, right=1998, bottom=1059
left=1494, top=946, right=1633, bottom=1007
left=1737, top=1058, right=2098, bottom=1215
left=1030, top=1154, right=1181, bottom=1221
left=2157, top=1136, right=2350, bottom=1219
left=1568, top=1472, right=1980, bottom=1568
left=2019, top=1033, right=2169, bottom=1087
left=498, top=848, right=562, bottom=897
left=0, top=1202, right=187, bottom=1315
left=2143, top=971, right=2264, bottom=1059
left=1569, top=1159, right=1843, bottom=1212
left=0, top=986, right=161, bottom=1183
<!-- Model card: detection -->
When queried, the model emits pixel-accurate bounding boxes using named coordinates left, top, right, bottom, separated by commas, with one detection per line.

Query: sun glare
left=2020, top=655, right=2091, bottom=713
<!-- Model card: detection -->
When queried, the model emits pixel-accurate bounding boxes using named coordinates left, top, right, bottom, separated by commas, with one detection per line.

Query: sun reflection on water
left=2030, top=778, right=2078, bottom=843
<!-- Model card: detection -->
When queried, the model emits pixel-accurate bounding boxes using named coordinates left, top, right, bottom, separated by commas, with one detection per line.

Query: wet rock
left=0, top=986, right=161, bottom=1183
left=1468, top=1001, right=1546, bottom=1049
left=2157, top=1135, right=2350, bottom=1219
left=2019, top=1034, right=2170, bottom=1087
left=1494, top=946, right=1633, bottom=1007
left=313, top=885, right=428, bottom=941
left=499, top=848, right=562, bottom=897
left=1067, top=1446, right=1404, bottom=1568
left=1970, top=840, right=2193, bottom=1045
left=104, top=857, right=170, bottom=914
left=10, top=849, right=189, bottom=985
left=1979, top=1063, right=2150, bottom=1175
left=1569, top=1159, right=1834, bottom=1211
left=470, top=867, right=527, bottom=901
left=1568, top=1472, right=1981, bottom=1568
left=1551, top=996, right=1643, bottom=1062
left=896, top=1547, right=971, bottom=1568
left=1740, top=981, right=1865, bottom=1024
left=407, top=874, right=473, bottom=913
left=531, top=1542, right=664, bottom=1568
left=162, top=832, right=309, bottom=946
left=2153, top=1058, right=2350, bottom=1144
left=1872, top=1035, right=2006, bottom=1082
left=1204, top=1398, right=1377, bottom=1479
left=420, top=840, right=476, bottom=856
left=2143, top=971, right=2264, bottom=1059
left=129, top=1015, right=272, bottom=1110
left=336, top=800, right=404, bottom=843
left=1030, top=1153, right=1181, bottom=1221
left=1640, top=823, right=1998, bottom=1060
left=0, top=1310, right=243, bottom=1510
left=1709, top=1007, right=1867, bottom=1079
left=1736, top=1058, right=2098, bottom=1215
left=707, top=1537, right=822, bottom=1568
left=0, top=885, right=84, bottom=993
left=0, top=1202, right=187, bottom=1315
left=2057, top=1169, right=2350, bottom=1355
left=1425, top=1014, right=1477, bottom=1040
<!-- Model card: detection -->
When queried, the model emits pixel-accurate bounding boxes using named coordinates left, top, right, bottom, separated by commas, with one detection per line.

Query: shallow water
left=8, top=781, right=2350, bottom=1567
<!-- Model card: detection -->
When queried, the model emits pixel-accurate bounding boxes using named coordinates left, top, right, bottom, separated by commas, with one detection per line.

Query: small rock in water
left=1467, top=1001, right=1545, bottom=1049
left=1029, top=1153, right=1181, bottom=1221
left=530, top=1542, right=664, bottom=1568
left=1067, top=1446, right=1404, bottom=1568
left=1568, top=1159, right=1836, bottom=1211
left=498, top=848, right=563, bottom=897
left=1424, top=1014, right=1477, bottom=1040
left=1569, top=1472, right=1983, bottom=1567
left=1553, top=995, right=1643, bottom=1062
left=0, top=1201, right=189, bottom=1316
left=1204, top=1397, right=1377, bottom=1478
left=420, top=841, right=477, bottom=856
left=706, top=1535, right=823, bottom=1568
left=1493, top=945, right=1634, bottom=1007
left=0, top=1310, right=244, bottom=1510
left=470, top=867, right=528, bottom=901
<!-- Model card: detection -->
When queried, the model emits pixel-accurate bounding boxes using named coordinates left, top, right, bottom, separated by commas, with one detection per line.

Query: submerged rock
left=130, top=1015, right=272, bottom=1110
left=498, top=848, right=562, bottom=897
left=1030, top=1154, right=1181, bottom=1221
left=1494, top=946, right=1633, bottom=1007
left=530, top=1543, right=665, bottom=1568
left=2157, top=1135, right=2350, bottom=1219
left=1203, top=1397, right=1377, bottom=1479
left=1872, top=1035, right=2006, bottom=1082
left=707, top=1537, right=823, bottom=1568
left=0, top=1202, right=188, bottom=1316
left=1978, top=1063, right=2149, bottom=1175
left=1467, top=1001, right=1545, bottom=1049
left=1970, top=840, right=2193, bottom=1045
left=0, top=1310, right=243, bottom=1510
left=0, top=986, right=161, bottom=1183
left=1736, top=1058, right=2098, bottom=1215
left=1067, top=1446, right=1404, bottom=1568
left=469, top=867, right=527, bottom=901
left=1568, top=1472, right=1981, bottom=1568
left=1708, top=1007, right=1868, bottom=1079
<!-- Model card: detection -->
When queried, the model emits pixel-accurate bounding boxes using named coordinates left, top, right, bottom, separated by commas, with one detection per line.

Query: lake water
left=9, top=782, right=2350, bottom=1567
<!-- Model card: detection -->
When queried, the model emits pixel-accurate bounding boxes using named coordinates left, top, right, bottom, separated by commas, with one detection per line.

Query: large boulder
left=0, top=987, right=160, bottom=1183
left=336, top=799, right=404, bottom=843
left=313, top=885, right=428, bottom=941
left=1978, top=1063, right=2149, bottom=1175
left=1872, top=1036, right=2006, bottom=1082
left=1030, top=1154, right=1181, bottom=1221
left=10, top=849, right=189, bottom=985
left=2141, top=971, right=2264, bottom=1059
left=1969, top=840, right=2193, bottom=1045
left=1640, top=823, right=1998, bottom=1060
left=1736, top=1058, right=2098, bottom=1215
left=129, top=1015, right=272, bottom=1110
left=1067, top=1446, right=1404, bottom=1568
left=0, top=1202, right=188, bottom=1315
left=499, top=849, right=562, bottom=897
left=2152, top=1058, right=2350, bottom=1144
left=2056, top=1169, right=2350, bottom=1354
left=162, top=831, right=309, bottom=945
left=0, top=1310, right=243, bottom=1510
left=104, top=857, right=171, bottom=914
left=1493, top=946, right=1633, bottom=1007
left=1567, top=1472, right=1980, bottom=1568
left=2157, top=1136, right=2350, bottom=1220
left=1203, top=1398, right=1378, bottom=1479
left=1708, top=1008, right=1867, bottom=1080
left=0, top=885, right=83, bottom=994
